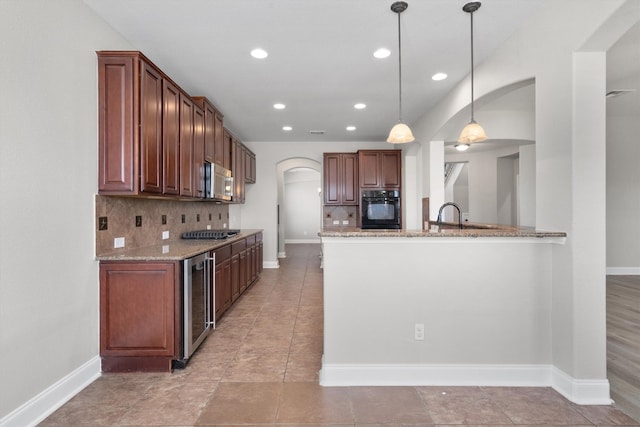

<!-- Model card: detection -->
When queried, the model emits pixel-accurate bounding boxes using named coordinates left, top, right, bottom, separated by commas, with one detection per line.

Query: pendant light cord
left=469, top=9, right=475, bottom=122
left=397, top=10, right=403, bottom=123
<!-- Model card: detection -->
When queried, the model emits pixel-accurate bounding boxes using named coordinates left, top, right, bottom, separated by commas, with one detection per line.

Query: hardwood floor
left=607, top=275, right=640, bottom=422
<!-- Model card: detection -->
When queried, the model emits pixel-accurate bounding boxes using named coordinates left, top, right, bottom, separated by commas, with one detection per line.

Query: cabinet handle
left=205, top=255, right=216, bottom=329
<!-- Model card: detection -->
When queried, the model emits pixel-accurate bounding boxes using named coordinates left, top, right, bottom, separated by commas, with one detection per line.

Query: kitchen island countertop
left=319, top=225, right=566, bottom=239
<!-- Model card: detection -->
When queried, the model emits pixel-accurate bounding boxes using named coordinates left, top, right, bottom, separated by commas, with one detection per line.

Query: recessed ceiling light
left=373, top=48, right=391, bottom=59
left=432, top=72, right=448, bottom=81
left=282, top=126, right=292, bottom=131
left=354, top=103, right=366, bottom=110
left=250, top=48, right=268, bottom=59
left=346, top=126, right=356, bottom=131
left=273, top=103, right=286, bottom=110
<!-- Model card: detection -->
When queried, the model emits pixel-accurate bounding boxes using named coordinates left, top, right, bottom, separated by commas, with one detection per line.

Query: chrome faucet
left=436, top=202, right=463, bottom=230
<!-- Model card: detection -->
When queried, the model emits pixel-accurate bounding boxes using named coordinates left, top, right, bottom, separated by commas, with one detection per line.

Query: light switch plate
left=162, top=231, right=170, bottom=240
left=114, top=237, right=125, bottom=248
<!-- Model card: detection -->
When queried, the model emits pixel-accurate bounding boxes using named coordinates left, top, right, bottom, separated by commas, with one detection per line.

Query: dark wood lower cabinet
left=100, top=261, right=180, bottom=372
left=99, top=232, right=264, bottom=372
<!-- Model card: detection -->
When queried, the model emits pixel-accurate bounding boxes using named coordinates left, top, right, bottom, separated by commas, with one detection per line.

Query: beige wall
left=0, top=0, right=132, bottom=423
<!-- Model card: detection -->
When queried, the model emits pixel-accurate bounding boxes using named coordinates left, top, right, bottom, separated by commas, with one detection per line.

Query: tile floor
left=41, top=243, right=639, bottom=426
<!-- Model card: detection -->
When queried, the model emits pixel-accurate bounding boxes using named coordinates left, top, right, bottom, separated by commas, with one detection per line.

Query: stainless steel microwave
left=204, top=162, right=233, bottom=201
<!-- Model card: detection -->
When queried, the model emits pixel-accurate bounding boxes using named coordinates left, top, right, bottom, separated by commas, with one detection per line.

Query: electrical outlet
left=162, top=231, right=170, bottom=240
left=135, top=215, right=142, bottom=227
left=414, top=323, right=425, bottom=341
left=161, top=214, right=167, bottom=225
left=333, top=220, right=340, bottom=225
left=206, top=224, right=212, bottom=230
left=114, top=237, right=125, bottom=248
left=98, top=216, right=108, bottom=231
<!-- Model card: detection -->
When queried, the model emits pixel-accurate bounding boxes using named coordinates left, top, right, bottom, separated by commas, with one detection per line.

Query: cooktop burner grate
left=181, top=229, right=240, bottom=240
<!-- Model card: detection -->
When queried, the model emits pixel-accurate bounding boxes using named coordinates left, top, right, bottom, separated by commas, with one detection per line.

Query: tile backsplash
left=95, top=195, right=229, bottom=256
left=323, top=205, right=358, bottom=229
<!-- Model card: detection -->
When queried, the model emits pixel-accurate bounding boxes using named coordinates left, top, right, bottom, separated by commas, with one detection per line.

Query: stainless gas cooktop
left=181, top=229, right=240, bottom=240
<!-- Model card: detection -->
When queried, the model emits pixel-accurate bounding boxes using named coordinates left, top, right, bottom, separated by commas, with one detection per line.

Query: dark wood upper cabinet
left=139, top=61, right=164, bottom=194
left=192, top=97, right=224, bottom=168
left=323, top=153, right=358, bottom=205
left=98, top=52, right=163, bottom=194
left=231, top=133, right=246, bottom=203
left=245, top=148, right=256, bottom=184
left=179, top=93, right=194, bottom=197
left=162, top=80, right=181, bottom=195
left=193, top=105, right=205, bottom=198
left=98, top=51, right=255, bottom=202
left=358, top=149, right=401, bottom=189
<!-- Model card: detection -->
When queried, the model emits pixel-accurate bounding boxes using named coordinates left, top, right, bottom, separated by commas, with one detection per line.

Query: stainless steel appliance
left=204, top=162, right=233, bottom=201
left=181, top=229, right=240, bottom=240
left=361, top=189, right=401, bottom=229
left=177, top=252, right=215, bottom=368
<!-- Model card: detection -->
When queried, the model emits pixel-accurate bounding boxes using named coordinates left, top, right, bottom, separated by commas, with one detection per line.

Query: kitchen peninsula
left=319, top=226, right=569, bottom=391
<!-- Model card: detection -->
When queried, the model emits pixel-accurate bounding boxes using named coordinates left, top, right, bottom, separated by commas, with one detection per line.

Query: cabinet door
left=214, top=258, right=232, bottom=320
left=323, top=154, right=340, bottom=204
left=214, top=260, right=224, bottom=319
left=232, top=138, right=245, bottom=203
left=179, top=93, right=194, bottom=197
left=381, top=151, right=401, bottom=188
left=230, top=253, right=240, bottom=304
left=244, top=149, right=256, bottom=183
left=239, top=249, right=247, bottom=293
left=162, top=81, right=180, bottom=195
left=100, top=262, right=178, bottom=358
left=214, top=111, right=225, bottom=167
left=193, top=105, right=205, bottom=198
left=358, top=151, right=381, bottom=188
left=341, top=153, right=359, bottom=204
left=223, top=128, right=232, bottom=170
left=203, top=101, right=216, bottom=163
left=139, top=60, right=164, bottom=194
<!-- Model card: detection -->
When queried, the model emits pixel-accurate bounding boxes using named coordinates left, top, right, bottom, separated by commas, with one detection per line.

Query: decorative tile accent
left=322, top=205, right=358, bottom=229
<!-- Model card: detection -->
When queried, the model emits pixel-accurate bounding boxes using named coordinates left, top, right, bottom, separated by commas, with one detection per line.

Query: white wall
left=235, top=141, right=390, bottom=266
left=408, top=0, right=635, bottom=384
left=0, top=0, right=133, bottom=423
left=283, top=169, right=321, bottom=242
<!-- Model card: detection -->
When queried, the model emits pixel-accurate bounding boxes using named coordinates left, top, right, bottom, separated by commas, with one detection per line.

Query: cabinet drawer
left=213, top=244, right=231, bottom=262
left=232, top=239, right=246, bottom=254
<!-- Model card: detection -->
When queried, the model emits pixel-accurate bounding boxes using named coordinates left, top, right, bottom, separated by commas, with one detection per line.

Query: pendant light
left=387, top=1, right=415, bottom=144
left=456, top=1, right=487, bottom=151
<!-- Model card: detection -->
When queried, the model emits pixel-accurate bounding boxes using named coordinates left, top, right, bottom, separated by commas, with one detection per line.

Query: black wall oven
left=361, top=189, right=401, bottom=229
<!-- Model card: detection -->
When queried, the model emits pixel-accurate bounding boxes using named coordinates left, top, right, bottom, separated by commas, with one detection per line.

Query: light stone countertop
left=319, top=224, right=566, bottom=239
left=96, top=229, right=263, bottom=261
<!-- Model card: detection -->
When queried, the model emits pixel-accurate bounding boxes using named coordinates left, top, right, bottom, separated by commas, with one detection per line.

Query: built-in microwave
left=361, top=189, right=401, bottom=229
left=205, top=162, right=233, bottom=201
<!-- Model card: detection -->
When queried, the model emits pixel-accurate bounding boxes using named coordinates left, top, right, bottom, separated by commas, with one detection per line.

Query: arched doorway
left=276, top=158, right=322, bottom=258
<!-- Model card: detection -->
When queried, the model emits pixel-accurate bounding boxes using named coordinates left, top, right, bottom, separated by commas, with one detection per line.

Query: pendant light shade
left=458, top=2, right=487, bottom=146
left=388, top=122, right=415, bottom=143
left=387, top=1, right=415, bottom=144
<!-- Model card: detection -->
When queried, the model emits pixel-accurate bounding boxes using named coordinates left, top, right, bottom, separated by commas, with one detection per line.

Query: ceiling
left=82, top=0, right=637, bottom=145
left=82, top=0, right=546, bottom=143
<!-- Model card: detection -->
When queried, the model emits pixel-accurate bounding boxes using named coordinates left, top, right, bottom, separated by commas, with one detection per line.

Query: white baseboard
left=263, top=260, right=279, bottom=269
left=284, top=238, right=321, bottom=244
left=319, top=363, right=611, bottom=405
left=0, top=356, right=101, bottom=427
left=606, top=267, right=640, bottom=275
left=551, top=366, right=612, bottom=405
